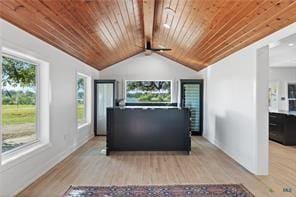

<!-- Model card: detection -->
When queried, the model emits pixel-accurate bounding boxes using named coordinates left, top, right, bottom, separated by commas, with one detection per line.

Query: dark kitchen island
left=269, top=110, right=296, bottom=145
left=106, top=107, right=191, bottom=155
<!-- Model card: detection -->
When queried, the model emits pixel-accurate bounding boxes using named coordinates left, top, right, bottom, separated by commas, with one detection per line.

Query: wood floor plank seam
left=17, top=137, right=296, bottom=197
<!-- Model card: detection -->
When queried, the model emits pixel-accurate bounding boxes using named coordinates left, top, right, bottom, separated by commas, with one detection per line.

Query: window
left=77, top=74, right=87, bottom=126
left=125, top=80, right=172, bottom=104
left=1, top=54, right=38, bottom=153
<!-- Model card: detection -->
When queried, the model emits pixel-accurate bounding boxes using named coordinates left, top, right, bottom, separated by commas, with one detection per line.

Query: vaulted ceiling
left=1, top=0, right=296, bottom=71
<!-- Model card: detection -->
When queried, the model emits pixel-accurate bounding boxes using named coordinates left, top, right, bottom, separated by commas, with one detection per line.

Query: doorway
left=180, top=79, right=204, bottom=136
left=268, top=33, right=296, bottom=145
left=94, top=80, right=116, bottom=136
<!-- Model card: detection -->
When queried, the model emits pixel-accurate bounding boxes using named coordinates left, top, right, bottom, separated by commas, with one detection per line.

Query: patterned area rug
left=64, top=184, right=254, bottom=197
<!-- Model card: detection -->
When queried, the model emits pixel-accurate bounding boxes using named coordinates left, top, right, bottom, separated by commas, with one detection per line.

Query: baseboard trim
left=203, top=134, right=256, bottom=175
left=13, top=134, right=94, bottom=196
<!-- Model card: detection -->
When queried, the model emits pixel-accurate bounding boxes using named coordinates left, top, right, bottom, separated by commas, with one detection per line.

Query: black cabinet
left=106, top=107, right=191, bottom=155
left=269, top=112, right=296, bottom=145
left=288, top=84, right=296, bottom=111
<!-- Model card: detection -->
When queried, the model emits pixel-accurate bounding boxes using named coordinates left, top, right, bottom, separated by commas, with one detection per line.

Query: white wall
left=199, top=48, right=259, bottom=174
left=100, top=53, right=201, bottom=103
left=0, top=19, right=99, bottom=196
left=200, top=22, right=296, bottom=175
left=269, top=42, right=296, bottom=67
left=269, top=67, right=296, bottom=111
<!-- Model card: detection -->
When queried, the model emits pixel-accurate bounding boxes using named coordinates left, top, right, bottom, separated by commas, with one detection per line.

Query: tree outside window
left=77, top=75, right=87, bottom=125
left=1, top=55, right=38, bottom=153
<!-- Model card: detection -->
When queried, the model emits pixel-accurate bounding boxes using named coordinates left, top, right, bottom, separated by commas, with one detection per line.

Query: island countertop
left=269, top=110, right=296, bottom=116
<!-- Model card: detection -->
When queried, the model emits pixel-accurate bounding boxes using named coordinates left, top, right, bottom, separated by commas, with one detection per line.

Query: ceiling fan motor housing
left=146, top=41, right=152, bottom=50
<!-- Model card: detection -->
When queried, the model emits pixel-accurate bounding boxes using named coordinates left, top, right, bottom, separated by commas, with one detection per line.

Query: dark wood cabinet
left=288, top=84, right=296, bottom=111
left=269, top=112, right=296, bottom=145
left=106, top=107, right=191, bottom=155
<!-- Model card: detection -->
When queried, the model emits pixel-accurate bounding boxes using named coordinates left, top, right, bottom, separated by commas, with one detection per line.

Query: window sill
left=1, top=141, right=52, bottom=172
left=78, top=122, right=91, bottom=130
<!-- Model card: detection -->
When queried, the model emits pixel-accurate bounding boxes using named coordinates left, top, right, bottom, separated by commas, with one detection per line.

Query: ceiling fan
left=145, top=41, right=171, bottom=54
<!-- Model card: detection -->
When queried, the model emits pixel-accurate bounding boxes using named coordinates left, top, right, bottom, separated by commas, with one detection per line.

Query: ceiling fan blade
left=150, top=48, right=172, bottom=51
left=135, top=45, right=144, bottom=49
left=145, top=41, right=172, bottom=52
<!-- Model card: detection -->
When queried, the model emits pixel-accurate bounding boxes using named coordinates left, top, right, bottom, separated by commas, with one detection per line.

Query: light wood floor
left=18, top=137, right=296, bottom=197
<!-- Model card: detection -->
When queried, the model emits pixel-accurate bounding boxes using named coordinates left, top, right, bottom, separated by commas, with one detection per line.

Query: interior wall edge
left=255, top=46, right=269, bottom=175
left=198, top=21, right=296, bottom=175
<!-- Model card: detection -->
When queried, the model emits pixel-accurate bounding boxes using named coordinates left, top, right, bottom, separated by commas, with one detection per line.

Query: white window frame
left=0, top=46, right=52, bottom=168
left=77, top=73, right=90, bottom=128
left=1, top=51, right=41, bottom=155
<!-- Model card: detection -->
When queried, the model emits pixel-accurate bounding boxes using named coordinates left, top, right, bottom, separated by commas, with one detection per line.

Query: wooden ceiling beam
left=143, top=0, right=155, bottom=44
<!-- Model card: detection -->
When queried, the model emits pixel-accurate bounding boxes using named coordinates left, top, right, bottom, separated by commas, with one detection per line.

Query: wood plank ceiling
left=1, top=0, right=296, bottom=71
left=0, top=0, right=145, bottom=70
